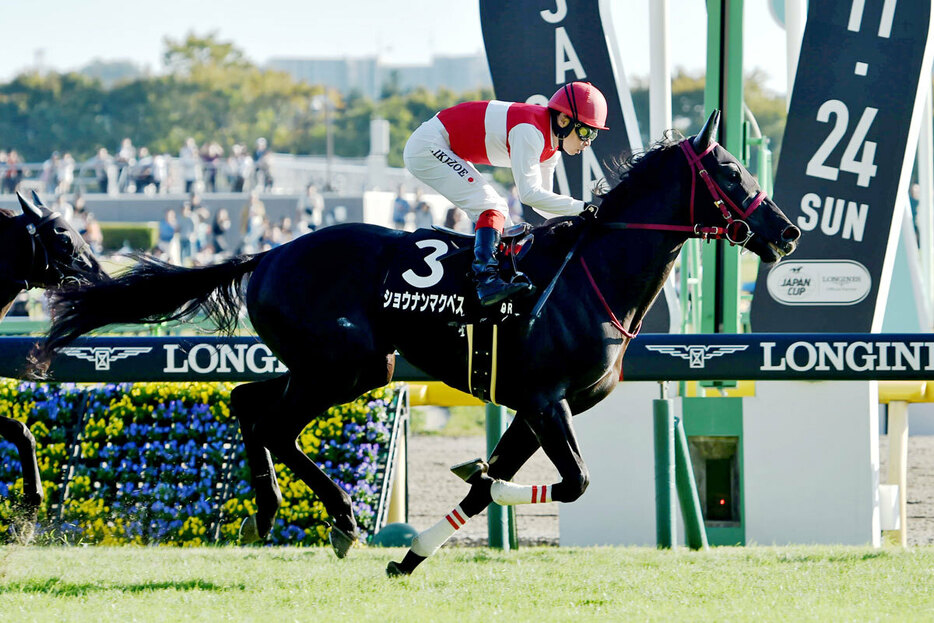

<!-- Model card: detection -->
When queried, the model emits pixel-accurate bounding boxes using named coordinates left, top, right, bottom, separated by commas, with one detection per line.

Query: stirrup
left=451, top=457, right=488, bottom=482
left=477, top=280, right=535, bottom=307
left=510, top=271, right=533, bottom=286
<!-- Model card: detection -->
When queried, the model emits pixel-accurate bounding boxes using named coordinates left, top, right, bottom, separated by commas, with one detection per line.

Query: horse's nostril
left=782, top=226, right=801, bottom=242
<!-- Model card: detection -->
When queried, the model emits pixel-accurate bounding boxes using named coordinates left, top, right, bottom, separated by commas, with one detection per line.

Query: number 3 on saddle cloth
left=380, top=224, right=535, bottom=403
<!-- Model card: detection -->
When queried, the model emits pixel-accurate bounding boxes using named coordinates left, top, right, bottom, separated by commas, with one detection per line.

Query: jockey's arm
left=508, top=124, right=585, bottom=218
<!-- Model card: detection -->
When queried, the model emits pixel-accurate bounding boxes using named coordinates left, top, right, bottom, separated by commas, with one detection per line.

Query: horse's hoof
left=12, top=520, right=36, bottom=546
left=23, top=492, right=43, bottom=509
left=328, top=524, right=358, bottom=559
left=386, top=561, right=410, bottom=578
left=239, top=514, right=261, bottom=545
left=450, top=457, right=488, bottom=483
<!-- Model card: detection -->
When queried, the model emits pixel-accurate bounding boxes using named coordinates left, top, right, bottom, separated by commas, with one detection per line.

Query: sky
left=0, top=0, right=792, bottom=94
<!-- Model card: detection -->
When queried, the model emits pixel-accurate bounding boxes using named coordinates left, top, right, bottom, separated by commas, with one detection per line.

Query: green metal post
left=674, top=416, right=710, bottom=550
left=682, top=397, right=745, bottom=545
left=653, top=385, right=677, bottom=548
left=702, top=0, right=745, bottom=337
left=508, top=506, right=518, bottom=550
left=757, top=136, right=773, bottom=196
left=486, top=403, right=511, bottom=550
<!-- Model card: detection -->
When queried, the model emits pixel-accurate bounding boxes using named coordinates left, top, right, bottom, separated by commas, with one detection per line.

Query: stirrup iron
left=450, top=457, right=488, bottom=482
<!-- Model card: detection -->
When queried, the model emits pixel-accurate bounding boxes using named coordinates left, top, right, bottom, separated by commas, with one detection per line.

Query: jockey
left=403, top=81, right=608, bottom=307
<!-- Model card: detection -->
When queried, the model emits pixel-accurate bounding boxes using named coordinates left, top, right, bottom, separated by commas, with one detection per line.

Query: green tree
left=629, top=70, right=786, bottom=178
left=162, top=32, right=253, bottom=78
left=2, top=32, right=786, bottom=185
left=0, top=72, right=111, bottom=161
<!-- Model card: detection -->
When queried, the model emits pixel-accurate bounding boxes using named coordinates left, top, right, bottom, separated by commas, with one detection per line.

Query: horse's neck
left=585, top=170, right=689, bottom=329
left=0, top=219, right=29, bottom=308
left=584, top=228, right=683, bottom=329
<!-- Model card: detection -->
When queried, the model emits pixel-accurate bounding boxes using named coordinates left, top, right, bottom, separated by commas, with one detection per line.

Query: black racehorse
left=0, top=191, right=108, bottom=540
left=33, top=112, right=798, bottom=564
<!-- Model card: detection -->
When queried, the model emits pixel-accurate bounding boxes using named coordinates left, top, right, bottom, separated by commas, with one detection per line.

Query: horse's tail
left=31, top=252, right=266, bottom=375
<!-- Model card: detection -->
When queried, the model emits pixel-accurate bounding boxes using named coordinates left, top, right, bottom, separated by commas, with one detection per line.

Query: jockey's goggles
left=574, top=123, right=599, bottom=142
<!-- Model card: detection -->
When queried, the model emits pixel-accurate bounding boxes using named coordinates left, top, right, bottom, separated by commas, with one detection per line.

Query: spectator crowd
left=1, top=137, right=532, bottom=274
left=0, top=135, right=276, bottom=197
left=43, top=188, right=312, bottom=269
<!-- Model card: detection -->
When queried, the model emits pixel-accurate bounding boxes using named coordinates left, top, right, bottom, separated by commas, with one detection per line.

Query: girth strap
left=466, top=322, right=500, bottom=405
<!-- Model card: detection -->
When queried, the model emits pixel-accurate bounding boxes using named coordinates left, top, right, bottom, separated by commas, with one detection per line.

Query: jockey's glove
left=581, top=203, right=600, bottom=221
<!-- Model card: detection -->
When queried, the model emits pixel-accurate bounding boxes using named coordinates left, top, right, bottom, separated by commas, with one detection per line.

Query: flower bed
left=0, top=380, right=400, bottom=546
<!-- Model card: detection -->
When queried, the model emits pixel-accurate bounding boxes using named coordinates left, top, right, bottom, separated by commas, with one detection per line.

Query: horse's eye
left=725, top=165, right=742, bottom=182
left=52, top=227, right=72, bottom=248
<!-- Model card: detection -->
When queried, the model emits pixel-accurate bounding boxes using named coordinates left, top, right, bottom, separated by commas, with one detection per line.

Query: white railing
left=1, top=152, right=430, bottom=197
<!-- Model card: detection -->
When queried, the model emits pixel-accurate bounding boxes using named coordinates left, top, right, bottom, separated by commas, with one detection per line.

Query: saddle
left=433, top=221, right=533, bottom=244
left=432, top=222, right=536, bottom=281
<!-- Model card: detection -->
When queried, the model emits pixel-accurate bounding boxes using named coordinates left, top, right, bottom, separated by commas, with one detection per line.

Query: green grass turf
left=1, top=545, right=932, bottom=622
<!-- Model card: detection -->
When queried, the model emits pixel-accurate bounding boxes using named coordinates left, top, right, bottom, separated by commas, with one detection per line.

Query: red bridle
left=604, top=139, right=767, bottom=246
left=679, top=139, right=766, bottom=245
left=581, top=138, right=768, bottom=340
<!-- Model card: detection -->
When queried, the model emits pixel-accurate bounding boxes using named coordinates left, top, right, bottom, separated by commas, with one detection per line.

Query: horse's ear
left=692, top=109, right=721, bottom=152
left=17, top=192, right=42, bottom=221
left=30, top=190, right=47, bottom=209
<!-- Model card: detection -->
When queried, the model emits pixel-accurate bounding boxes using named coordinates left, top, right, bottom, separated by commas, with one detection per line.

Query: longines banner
left=477, top=0, right=673, bottom=331
left=4, top=335, right=934, bottom=382
left=0, top=337, right=429, bottom=383
left=751, top=1, right=934, bottom=332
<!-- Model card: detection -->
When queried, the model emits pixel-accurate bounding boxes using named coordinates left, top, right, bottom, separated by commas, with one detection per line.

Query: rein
left=580, top=256, right=640, bottom=339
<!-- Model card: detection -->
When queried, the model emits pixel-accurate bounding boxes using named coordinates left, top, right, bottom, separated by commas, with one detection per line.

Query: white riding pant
left=403, top=117, right=510, bottom=225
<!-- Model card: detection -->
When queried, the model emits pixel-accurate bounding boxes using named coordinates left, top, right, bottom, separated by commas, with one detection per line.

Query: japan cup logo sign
left=766, top=260, right=871, bottom=306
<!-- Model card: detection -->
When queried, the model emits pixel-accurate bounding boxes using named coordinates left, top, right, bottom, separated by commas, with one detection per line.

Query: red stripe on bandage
left=532, top=485, right=538, bottom=503
left=476, top=210, right=505, bottom=232
left=451, top=509, right=465, bottom=525
left=446, top=515, right=459, bottom=530
left=542, top=485, right=547, bottom=503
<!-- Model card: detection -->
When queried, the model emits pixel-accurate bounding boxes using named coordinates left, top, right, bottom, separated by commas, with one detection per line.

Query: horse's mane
left=526, top=131, right=685, bottom=240
left=599, top=131, right=685, bottom=206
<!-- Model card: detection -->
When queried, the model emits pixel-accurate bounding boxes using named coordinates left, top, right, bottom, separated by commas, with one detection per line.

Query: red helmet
left=548, top=82, right=609, bottom=130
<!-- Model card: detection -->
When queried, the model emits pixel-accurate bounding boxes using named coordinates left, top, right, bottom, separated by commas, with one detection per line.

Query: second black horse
left=1, top=191, right=107, bottom=540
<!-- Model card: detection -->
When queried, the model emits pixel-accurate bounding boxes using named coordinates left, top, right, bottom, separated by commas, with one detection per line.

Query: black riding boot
left=473, top=226, right=532, bottom=307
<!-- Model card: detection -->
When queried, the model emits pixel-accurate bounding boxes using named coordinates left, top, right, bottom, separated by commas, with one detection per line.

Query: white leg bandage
left=490, top=480, right=554, bottom=505
left=410, top=505, right=470, bottom=558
